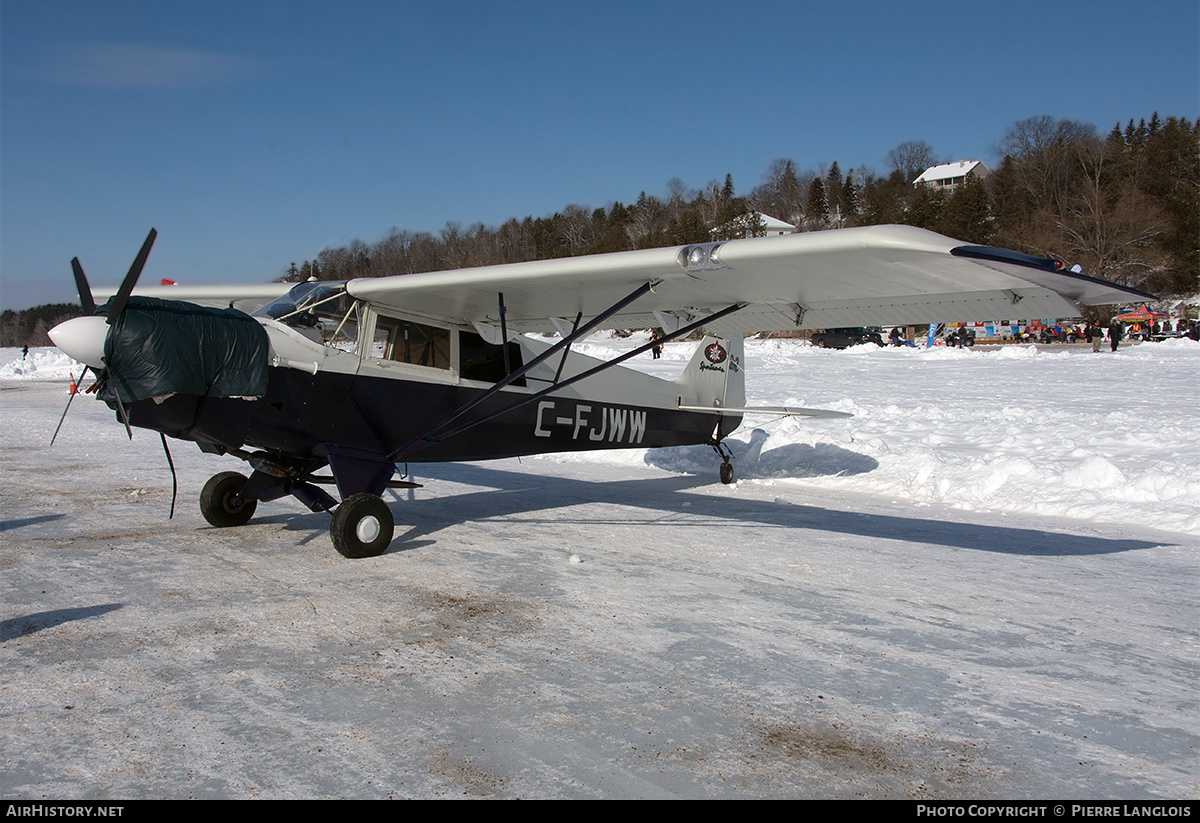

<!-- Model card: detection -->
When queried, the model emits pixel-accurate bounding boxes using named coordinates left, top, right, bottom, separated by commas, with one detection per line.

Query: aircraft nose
left=48, top=315, right=108, bottom=370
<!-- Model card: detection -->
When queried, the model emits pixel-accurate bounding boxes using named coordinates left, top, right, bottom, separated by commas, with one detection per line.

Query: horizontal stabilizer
left=677, top=404, right=852, bottom=419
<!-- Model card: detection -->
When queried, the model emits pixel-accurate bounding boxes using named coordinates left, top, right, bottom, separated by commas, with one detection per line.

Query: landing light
left=679, top=242, right=725, bottom=272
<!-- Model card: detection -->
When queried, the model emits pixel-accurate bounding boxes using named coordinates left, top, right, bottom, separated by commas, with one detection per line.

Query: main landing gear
left=197, top=461, right=404, bottom=559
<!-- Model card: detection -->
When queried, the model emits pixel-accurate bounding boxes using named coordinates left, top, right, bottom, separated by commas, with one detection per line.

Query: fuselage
left=52, top=281, right=742, bottom=510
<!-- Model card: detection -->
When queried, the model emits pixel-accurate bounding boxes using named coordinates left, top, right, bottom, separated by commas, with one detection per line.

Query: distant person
left=1109, top=319, right=1123, bottom=352
left=650, top=331, right=663, bottom=360
left=22, top=345, right=29, bottom=360
left=1088, top=324, right=1102, bottom=353
left=889, top=327, right=903, bottom=346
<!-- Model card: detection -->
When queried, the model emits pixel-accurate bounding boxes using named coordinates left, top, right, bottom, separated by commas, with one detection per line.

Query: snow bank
left=0, top=347, right=84, bottom=381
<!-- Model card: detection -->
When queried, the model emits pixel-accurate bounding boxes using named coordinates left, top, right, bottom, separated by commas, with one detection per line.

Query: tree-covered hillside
left=0, top=304, right=83, bottom=349
left=283, top=114, right=1197, bottom=298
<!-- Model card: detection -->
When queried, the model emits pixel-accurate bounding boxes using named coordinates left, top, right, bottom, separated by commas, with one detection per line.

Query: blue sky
left=2, top=0, right=1197, bottom=310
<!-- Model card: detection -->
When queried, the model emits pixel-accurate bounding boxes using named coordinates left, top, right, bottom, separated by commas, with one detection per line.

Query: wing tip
left=951, top=244, right=1160, bottom=303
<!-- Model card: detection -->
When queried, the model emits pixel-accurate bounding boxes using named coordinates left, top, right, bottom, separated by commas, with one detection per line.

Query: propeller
left=55, top=229, right=177, bottom=519
left=65, top=228, right=156, bottom=321
left=50, top=229, right=157, bottom=368
left=48, top=229, right=158, bottom=443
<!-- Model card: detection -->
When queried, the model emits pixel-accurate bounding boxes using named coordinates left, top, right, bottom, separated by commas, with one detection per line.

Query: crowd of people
left=885, top=317, right=1200, bottom=351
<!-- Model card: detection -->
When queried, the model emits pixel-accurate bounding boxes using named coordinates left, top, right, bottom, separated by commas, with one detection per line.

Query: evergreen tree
left=903, top=184, right=945, bottom=232
left=805, top=178, right=829, bottom=229
left=825, top=162, right=843, bottom=222
left=842, top=170, right=859, bottom=223
left=714, top=174, right=746, bottom=231
left=939, top=174, right=993, bottom=244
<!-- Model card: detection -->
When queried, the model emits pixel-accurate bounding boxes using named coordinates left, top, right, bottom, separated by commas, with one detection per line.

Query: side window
left=459, top=331, right=525, bottom=385
left=374, top=316, right=451, bottom=370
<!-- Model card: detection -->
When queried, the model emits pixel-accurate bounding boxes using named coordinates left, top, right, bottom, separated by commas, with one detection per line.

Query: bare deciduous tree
left=886, top=140, right=937, bottom=183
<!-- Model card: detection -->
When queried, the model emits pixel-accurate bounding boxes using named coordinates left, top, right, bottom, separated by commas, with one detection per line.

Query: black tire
left=200, top=471, right=257, bottom=528
left=330, top=493, right=394, bottom=558
left=719, top=461, right=734, bottom=485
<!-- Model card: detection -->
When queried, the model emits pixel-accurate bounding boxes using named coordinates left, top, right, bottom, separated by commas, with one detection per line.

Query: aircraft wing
left=345, top=225, right=1153, bottom=335
left=92, top=283, right=292, bottom=313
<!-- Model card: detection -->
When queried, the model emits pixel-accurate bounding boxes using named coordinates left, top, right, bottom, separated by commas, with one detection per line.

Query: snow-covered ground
left=2, top=339, right=1197, bottom=798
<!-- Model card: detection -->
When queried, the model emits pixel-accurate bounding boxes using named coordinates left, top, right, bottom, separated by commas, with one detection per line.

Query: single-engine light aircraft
left=48, top=225, right=1152, bottom=557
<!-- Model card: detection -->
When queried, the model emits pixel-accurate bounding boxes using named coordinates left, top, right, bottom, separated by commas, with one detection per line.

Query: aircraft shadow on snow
left=257, top=454, right=1165, bottom=559
left=0, top=604, right=123, bottom=643
left=642, top=429, right=881, bottom=480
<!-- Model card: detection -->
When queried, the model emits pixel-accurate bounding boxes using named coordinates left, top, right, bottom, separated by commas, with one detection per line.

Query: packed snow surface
left=2, top=338, right=1197, bottom=799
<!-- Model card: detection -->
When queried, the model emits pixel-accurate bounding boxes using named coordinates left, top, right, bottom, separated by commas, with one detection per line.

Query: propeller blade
left=50, top=366, right=90, bottom=446
left=106, top=228, right=157, bottom=322
left=71, top=258, right=97, bottom=315
left=112, top=389, right=134, bottom=440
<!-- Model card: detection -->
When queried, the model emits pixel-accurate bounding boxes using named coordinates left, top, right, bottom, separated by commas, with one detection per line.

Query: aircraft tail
left=674, top=334, right=745, bottom=438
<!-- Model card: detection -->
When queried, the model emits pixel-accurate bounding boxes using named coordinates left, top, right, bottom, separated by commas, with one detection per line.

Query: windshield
left=254, top=281, right=359, bottom=350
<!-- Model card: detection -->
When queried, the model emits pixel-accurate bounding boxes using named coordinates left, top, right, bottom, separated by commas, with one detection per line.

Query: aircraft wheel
left=719, top=461, right=734, bottom=485
left=331, top=493, right=394, bottom=558
left=200, top=471, right=257, bottom=527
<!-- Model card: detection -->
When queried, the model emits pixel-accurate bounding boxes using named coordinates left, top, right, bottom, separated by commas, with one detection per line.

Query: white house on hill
left=914, top=160, right=990, bottom=193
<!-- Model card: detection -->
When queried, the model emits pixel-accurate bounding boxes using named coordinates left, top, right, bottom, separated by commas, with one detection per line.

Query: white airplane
left=48, top=225, right=1152, bottom=557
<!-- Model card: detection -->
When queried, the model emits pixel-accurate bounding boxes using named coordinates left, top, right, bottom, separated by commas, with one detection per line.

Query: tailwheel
left=711, top=439, right=735, bottom=485
left=200, top=471, right=257, bottom=527
left=330, top=493, right=394, bottom=558
left=719, top=460, right=734, bottom=485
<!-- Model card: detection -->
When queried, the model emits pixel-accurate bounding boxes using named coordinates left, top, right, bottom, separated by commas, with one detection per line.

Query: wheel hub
left=355, top=515, right=381, bottom=543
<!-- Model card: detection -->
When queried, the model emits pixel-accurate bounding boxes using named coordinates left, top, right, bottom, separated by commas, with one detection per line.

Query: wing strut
left=390, top=300, right=746, bottom=462
left=498, top=292, right=511, bottom=375
left=553, top=312, right=582, bottom=384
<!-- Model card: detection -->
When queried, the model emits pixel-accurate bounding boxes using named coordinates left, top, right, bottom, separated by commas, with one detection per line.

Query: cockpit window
left=254, top=281, right=359, bottom=351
